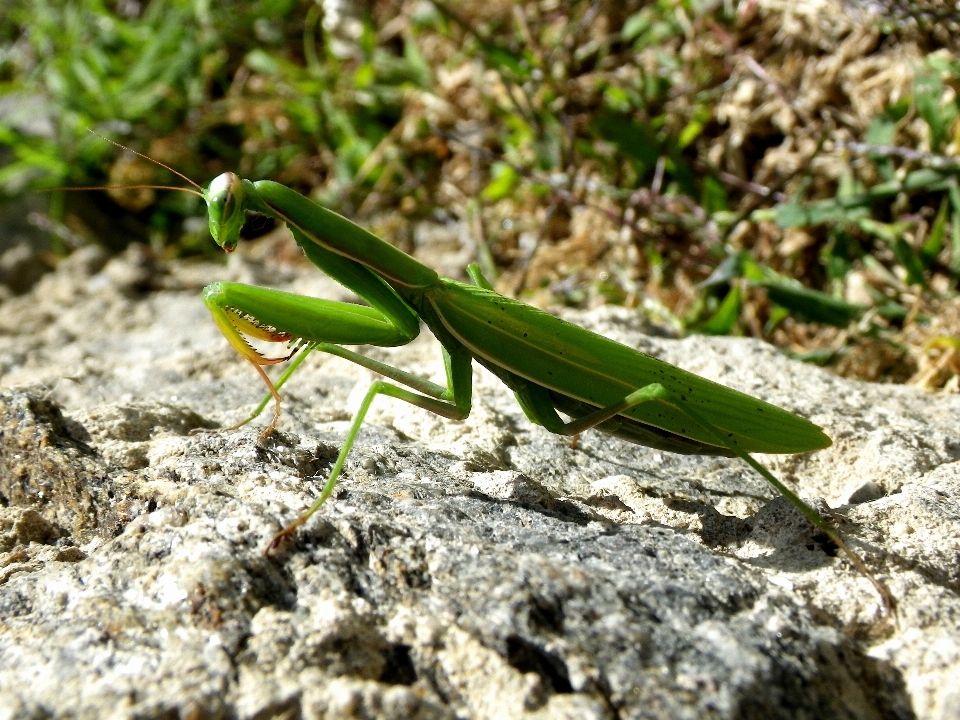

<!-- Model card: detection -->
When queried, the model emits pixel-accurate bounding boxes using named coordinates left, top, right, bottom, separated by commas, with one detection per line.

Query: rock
left=0, top=248, right=957, bottom=719
left=0, top=242, right=49, bottom=295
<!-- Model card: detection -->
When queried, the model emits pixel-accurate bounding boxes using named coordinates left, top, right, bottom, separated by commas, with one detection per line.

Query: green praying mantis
left=79, top=137, right=893, bottom=614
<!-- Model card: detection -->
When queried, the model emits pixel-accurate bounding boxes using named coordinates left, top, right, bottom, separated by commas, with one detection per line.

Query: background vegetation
left=2, top=0, right=959, bottom=387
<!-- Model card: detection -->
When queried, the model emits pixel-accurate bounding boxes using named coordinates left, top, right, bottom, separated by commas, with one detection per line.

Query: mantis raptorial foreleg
left=202, top=279, right=421, bottom=437
left=241, top=262, right=501, bottom=428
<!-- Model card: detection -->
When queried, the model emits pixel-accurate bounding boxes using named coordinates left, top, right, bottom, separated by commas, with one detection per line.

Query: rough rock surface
left=0, top=244, right=958, bottom=720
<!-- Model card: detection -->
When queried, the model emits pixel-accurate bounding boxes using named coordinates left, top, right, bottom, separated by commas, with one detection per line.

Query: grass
left=1, top=0, right=959, bottom=387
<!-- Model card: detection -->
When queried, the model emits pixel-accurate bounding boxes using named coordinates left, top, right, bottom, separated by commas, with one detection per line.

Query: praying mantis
left=78, top=137, right=894, bottom=613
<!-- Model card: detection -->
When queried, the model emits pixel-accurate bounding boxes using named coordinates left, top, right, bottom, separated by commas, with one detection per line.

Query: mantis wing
left=427, top=279, right=831, bottom=455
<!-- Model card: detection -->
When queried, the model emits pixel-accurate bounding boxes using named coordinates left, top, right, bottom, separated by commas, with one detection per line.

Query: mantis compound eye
left=205, top=172, right=245, bottom=252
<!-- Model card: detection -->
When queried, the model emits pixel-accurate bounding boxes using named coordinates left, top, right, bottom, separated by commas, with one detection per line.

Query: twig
left=836, top=140, right=960, bottom=171
left=694, top=160, right=787, bottom=202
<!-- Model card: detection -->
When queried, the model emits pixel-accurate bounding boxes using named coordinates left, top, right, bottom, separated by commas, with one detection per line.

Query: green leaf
left=757, top=269, right=865, bottom=327
left=622, top=12, right=650, bottom=41
left=902, top=168, right=950, bottom=191
left=677, top=118, right=703, bottom=149
left=782, top=347, right=838, bottom=365
left=874, top=301, right=910, bottom=320
left=892, top=237, right=928, bottom=286
left=952, top=210, right=960, bottom=276
left=821, top=228, right=860, bottom=281
left=482, top=162, right=519, bottom=201
left=481, top=43, right=533, bottom=81
left=887, top=97, right=911, bottom=122
left=244, top=49, right=281, bottom=76
left=836, top=165, right=862, bottom=200
left=591, top=112, right=660, bottom=174
left=946, top=180, right=960, bottom=275
left=697, top=283, right=741, bottom=335
left=403, top=36, right=432, bottom=88
left=863, top=107, right=903, bottom=180
left=857, top=217, right=908, bottom=243
left=922, top=197, right=949, bottom=262
left=698, top=251, right=746, bottom=288
left=775, top=196, right=867, bottom=227
left=602, top=86, right=633, bottom=114
left=701, top=175, right=729, bottom=214
left=774, top=201, right=809, bottom=228
left=764, top=305, right=790, bottom=334
left=914, top=65, right=958, bottom=152
left=864, top=115, right=897, bottom=146
left=354, top=62, right=375, bottom=89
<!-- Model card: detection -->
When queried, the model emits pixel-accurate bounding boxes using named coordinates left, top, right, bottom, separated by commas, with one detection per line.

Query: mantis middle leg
left=266, top=341, right=474, bottom=550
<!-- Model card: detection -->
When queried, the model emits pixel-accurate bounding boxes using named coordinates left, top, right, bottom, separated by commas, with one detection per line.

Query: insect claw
left=256, top=421, right=279, bottom=445
left=264, top=517, right=306, bottom=556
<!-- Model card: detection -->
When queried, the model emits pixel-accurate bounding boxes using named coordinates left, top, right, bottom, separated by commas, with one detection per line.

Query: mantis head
left=204, top=172, right=246, bottom=253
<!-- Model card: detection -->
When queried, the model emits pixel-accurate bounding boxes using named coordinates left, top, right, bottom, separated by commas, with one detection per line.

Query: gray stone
left=0, top=246, right=957, bottom=719
left=0, top=243, right=49, bottom=295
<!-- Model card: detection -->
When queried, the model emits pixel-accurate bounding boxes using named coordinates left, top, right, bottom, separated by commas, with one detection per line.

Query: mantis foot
left=264, top=514, right=310, bottom=555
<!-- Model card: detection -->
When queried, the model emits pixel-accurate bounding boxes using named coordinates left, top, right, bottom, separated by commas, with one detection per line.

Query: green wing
left=427, top=279, right=831, bottom=455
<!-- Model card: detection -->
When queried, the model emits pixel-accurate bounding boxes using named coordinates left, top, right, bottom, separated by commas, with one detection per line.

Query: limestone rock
left=0, top=249, right=957, bottom=719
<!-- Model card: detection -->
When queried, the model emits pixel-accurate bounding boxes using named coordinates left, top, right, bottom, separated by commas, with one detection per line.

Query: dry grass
left=8, top=0, right=960, bottom=390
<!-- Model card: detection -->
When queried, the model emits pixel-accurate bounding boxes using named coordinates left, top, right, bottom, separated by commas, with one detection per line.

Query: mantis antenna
left=44, top=131, right=204, bottom=198
left=52, top=184, right=204, bottom=197
left=86, top=129, right=204, bottom=191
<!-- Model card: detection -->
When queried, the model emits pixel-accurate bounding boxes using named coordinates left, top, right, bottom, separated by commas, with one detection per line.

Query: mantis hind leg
left=513, top=380, right=672, bottom=437
left=515, top=379, right=895, bottom=616
left=668, top=395, right=895, bottom=616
